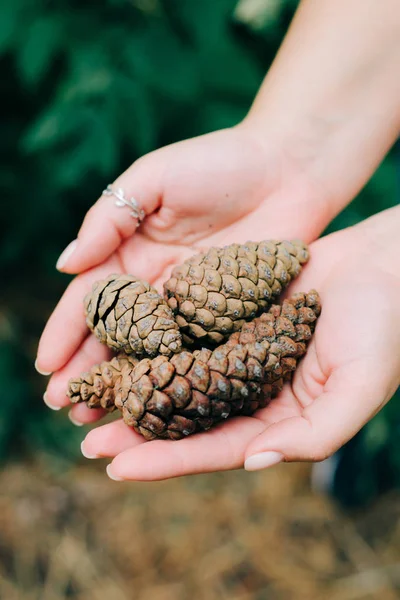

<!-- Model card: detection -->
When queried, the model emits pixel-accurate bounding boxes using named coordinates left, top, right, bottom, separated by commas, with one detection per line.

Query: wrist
left=241, top=93, right=398, bottom=226
left=231, top=118, right=340, bottom=242
left=238, top=112, right=353, bottom=228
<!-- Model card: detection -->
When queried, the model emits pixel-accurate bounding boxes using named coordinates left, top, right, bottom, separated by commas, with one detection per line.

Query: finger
left=69, top=404, right=106, bottom=426
left=36, top=256, right=121, bottom=373
left=57, top=157, right=163, bottom=273
left=106, top=417, right=265, bottom=482
left=45, top=333, right=111, bottom=409
left=81, top=420, right=146, bottom=459
left=244, top=359, right=392, bottom=470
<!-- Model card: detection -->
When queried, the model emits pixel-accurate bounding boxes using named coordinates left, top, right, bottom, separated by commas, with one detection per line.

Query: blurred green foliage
left=0, top=0, right=398, bottom=503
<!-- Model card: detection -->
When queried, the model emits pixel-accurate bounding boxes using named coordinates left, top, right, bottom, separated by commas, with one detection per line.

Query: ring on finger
left=103, top=184, right=146, bottom=226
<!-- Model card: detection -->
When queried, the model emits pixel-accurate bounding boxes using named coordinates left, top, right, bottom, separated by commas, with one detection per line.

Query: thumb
left=244, top=360, right=392, bottom=471
left=56, top=153, right=164, bottom=274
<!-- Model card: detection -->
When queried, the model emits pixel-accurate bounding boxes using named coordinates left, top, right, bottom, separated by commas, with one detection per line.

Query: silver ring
left=103, top=184, right=146, bottom=226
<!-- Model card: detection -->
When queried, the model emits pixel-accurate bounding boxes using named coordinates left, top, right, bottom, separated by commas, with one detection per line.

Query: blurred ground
left=1, top=461, right=399, bottom=600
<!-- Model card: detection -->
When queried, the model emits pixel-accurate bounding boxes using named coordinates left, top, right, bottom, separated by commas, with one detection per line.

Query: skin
left=36, top=0, right=400, bottom=480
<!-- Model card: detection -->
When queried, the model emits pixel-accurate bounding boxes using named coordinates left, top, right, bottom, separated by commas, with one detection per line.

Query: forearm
left=245, top=0, right=400, bottom=220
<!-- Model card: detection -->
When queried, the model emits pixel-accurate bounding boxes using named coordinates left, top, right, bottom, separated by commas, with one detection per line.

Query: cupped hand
left=36, top=124, right=331, bottom=414
left=78, top=206, right=400, bottom=481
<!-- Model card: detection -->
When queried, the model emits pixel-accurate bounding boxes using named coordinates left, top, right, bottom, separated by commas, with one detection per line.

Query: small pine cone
left=67, top=354, right=138, bottom=410
left=84, top=274, right=182, bottom=357
left=164, top=239, right=309, bottom=345
left=115, top=290, right=320, bottom=440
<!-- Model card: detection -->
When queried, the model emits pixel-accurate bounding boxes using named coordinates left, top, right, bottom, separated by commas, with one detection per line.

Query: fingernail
left=34, top=359, right=52, bottom=376
left=56, top=239, right=78, bottom=271
left=81, top=441, right=98, bottom=460
left=244, top=451, right=284, bottom=472
left=106, top=464, right=124, bottom=482
left=43, top=392, right=61, bottom=411
left=68, top=411, right=84, bottom=426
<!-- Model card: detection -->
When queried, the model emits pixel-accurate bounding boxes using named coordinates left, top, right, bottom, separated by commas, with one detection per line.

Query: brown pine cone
left=164, top=239, right=309, bottom=345
left=84, top=274, right=182, bottom=357
left=67, top=354, right=138, bottom=410
left=113, top=290, right=320, bottom=440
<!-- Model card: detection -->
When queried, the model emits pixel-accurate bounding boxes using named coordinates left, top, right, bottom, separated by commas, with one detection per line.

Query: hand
left=76, top=206, right=400, bottom=481
left=36, top=123, right=335, bottom=416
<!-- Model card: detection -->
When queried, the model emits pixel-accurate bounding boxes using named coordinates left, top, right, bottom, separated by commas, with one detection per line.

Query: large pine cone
left=116, top=290, right=320, bottom=440
left=69, top=291, right=320, bottom=440
left=84, top=274, right=183, bottom=357
left=163, top=239, right=309, bottom=345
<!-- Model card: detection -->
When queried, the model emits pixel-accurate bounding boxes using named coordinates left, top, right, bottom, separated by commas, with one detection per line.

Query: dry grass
left=0, top=460, right=399, bottom=600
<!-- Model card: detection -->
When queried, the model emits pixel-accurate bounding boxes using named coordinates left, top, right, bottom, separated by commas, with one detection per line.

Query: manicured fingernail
left=68, top=411, right=84, bottom=426
left=34, top=359, right=52, bottom=376
left=106, top=464, right=124, bottom=482
left=81, top=441, right=98, bottom=459
left=56, top=239, right=78, bottom=271
left=244, top=451, right=284, bottom=472
left=43, top=392, right=61, bottom=411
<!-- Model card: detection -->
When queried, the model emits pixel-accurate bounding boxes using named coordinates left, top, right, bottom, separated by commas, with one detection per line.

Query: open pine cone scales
left=84, top=274, right=182, bottom=357
left=163, top=239, right=309, bottom=345
left=69, top=290, right=321, bottom=440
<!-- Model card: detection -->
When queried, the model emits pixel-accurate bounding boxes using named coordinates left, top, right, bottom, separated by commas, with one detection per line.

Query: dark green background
left=1, top=0, right=398, bottom=505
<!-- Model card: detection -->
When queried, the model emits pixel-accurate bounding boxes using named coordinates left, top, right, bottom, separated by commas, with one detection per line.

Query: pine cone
left=67, top=354, right=138, bottom=410
left=69, top=290, right=319, bottom=440
left=84, top=274, right=182, bottom=357
left=164, top=239, right=309, bottom=345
